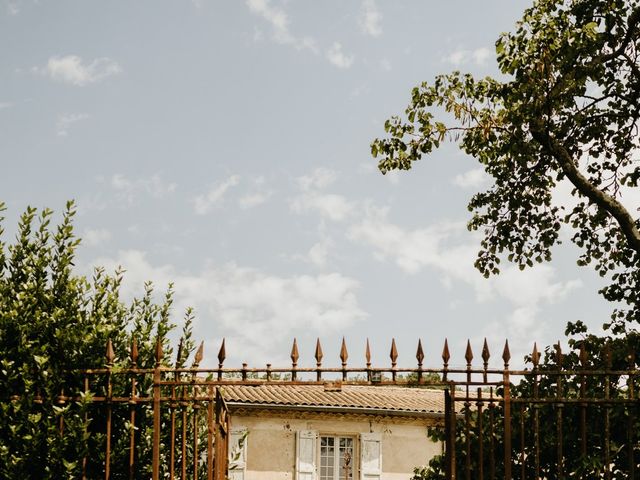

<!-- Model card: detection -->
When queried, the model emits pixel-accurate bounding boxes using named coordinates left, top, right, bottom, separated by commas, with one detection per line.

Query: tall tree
left=0, top=201, right=197, bottom=479
left=372, top=0, right=640, bottom=331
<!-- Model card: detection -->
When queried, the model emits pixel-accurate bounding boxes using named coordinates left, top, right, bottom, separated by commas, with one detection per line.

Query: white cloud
left=92, top=250, right=366, bottom=365
left=358, top=0, right=383, bottom=37
left=193, top=175, right=240, bottom=214
left=5, top=0, right=20, bottom=15
left=56, top=113, right=90, bottom=136
left=379, top=58, right=392, bottom=72
left=111, top=173, right=177, bottom=204
left=452, top=167, right=489, bottom=189
left=291, top=193, right=355, bottom=221
left=82, top=228, right=112, bottom=247
left=246, top=0, right=317, bottom=52
left=297, top=168, right=337, bottom=191
left=326, top=42, right=354, bottom=69
left=306, top=237, right=334, bottom=268
left=239, top=191, right=271, bottom=209
left=0, top=101, right=13, bottom=110
left=238, top=176, right=273, bottom=209
left=348, top=203, right=581, bottom=307
left=290, top=169, right=354, bottom=221
left=37, top=55, right=122, bottom=86
left=444, top=47, right=492, bottom=67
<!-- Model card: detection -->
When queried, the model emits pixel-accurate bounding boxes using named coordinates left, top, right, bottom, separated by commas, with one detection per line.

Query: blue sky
left=0, top=0, right=614, bottom=368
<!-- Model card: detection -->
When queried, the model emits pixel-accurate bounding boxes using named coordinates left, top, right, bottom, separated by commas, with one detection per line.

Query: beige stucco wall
left=230, top=410, right=443, bottom=480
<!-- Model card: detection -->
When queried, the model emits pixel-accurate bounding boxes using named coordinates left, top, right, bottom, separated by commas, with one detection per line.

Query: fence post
left=152, top=338, right=163, bottom=480
left=445, top=384, right=456, bottom=480
left=502, top=340, right=511, bottom=480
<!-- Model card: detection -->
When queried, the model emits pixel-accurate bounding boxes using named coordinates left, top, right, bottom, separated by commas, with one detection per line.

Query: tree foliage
left=0, top=202, right=198, bottom=479
left=412, top=323, right=639, bottom=479
left=372, top=0, right=640, bottom=331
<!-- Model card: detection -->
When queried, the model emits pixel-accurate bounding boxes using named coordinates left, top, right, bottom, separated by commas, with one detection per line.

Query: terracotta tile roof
left=220, top=384, right=455, bottom=416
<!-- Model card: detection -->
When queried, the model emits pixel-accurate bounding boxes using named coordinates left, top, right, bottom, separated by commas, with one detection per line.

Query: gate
left=9, top=336, right=638, bottom=479
left=441, top=340, right=639, bottom=479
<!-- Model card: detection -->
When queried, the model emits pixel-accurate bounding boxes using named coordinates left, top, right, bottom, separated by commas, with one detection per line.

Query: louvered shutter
left=296, top=430, right=318, bottom=480
left=359, top=433, right=382, bottom=480
left=229, top=427, right=248, bottom=480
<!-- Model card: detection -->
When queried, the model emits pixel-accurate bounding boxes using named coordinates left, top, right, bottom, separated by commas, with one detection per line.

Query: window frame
left=318, top=433, right=358, bottom=480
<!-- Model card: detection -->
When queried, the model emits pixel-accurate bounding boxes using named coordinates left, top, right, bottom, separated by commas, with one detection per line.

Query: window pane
left=339, top=437, right=354, bottom=480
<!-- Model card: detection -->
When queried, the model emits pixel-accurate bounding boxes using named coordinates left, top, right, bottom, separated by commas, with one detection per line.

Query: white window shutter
left=296, top=430, right=318, bottom=480
left=229, top=427, right=248, bottom=480
left=359, top=433, right=382, bottom=480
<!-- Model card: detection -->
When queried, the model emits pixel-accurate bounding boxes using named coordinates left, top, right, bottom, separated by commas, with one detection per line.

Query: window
left=320, top=435, right=354, bottom=480
left=295, top=430, right=381, bottom=480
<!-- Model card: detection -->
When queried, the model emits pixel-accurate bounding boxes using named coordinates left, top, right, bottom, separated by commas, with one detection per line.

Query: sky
left=0, top=0, right=615, bottom=370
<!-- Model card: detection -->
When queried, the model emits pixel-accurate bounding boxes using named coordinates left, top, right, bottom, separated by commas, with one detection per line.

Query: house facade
left=221, top=384, right=449, bottom=480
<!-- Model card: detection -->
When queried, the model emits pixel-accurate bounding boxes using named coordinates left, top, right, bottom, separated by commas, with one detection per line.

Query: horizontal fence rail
left=5, top=336, right=639, bottom=479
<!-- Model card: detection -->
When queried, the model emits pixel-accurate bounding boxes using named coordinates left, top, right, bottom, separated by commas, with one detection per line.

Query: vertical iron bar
left=628, top=347, right=636, bottom=480
left=193, top=401, right=199, bottom=480
left=534, top=382, right=540, bottom=480
left=105, top=340, right=114, bottom=480
left=192, top=368, right=200, bottom=480
left=489, top=389, right=495, bottom=480
left=445, top=386, right=456, bottom=480
left=152, top=339, right=163, bottom=480
left=520, top=403, right=525, bottom=480
left=465, top=397, right=471, bottom=480
left=59, top=388, right=65, bottom=436
left=129, top=375, right=137, bottom=480
left=170, top=385, right=177, bottom=480
left=502, top=341, right=512, bottom=480
left=604, top=344, right=611, bottom=480
left=556, top=343, right=564, bottom=480
left=82, top=375, right=89, bottom=480
left=464, top=341, right=472, bottom=480
left=579, top=343, right=587, bottom=469
left=207, top=386, right=214, bottom=480
left=182, top=385, right=188, bottom=480
left=477, top=388, right=484, bottom=480
left=129, top=341, right=138, bottom=480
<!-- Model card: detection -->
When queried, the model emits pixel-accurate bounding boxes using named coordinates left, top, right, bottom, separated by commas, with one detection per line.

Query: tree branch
left=530, top=119, right=640, bottom=255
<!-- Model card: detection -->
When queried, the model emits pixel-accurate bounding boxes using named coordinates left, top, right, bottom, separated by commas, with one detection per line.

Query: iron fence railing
left=6, top=336, right=639, bottom=479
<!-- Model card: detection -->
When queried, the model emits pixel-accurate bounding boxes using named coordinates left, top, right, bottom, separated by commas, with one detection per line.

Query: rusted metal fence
left=22, top=336, right=640, bottom=479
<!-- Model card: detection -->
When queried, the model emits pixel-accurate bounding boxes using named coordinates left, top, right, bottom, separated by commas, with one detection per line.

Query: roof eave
left=225, top=401, right=447, bottom=419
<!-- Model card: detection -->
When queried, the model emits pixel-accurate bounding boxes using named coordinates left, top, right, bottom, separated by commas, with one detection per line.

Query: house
left=220, top=383, right=453, bottom=480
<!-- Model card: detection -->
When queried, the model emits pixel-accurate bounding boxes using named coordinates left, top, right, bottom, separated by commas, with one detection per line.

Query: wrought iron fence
left=7, top=336, right=639, bottom=479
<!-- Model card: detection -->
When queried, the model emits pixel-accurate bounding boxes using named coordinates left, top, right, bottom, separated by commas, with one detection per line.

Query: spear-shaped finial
left=390, top=338, right=398, bottom=368
left=176, top=338, right=184, bottom=367
left=193, top=341, right=204, bottom=367
left=416, top=339, right=424, bottom=367
left=465, top=340, right=473, bottom=366
left=442, top=338, right=450, bottom=367
left=315, top=338, right=323, bottom=367
left=130, top=337, right=139, bottom=366
left=482, top=338, right=490, bottom=367
left=532, top=342, right=540, bottom=367
left=155, top=338, right=164, bottom=365
left=365, top=338, right=371, bottom=368
left=502, top=340, right=511, bottom=367
left=555, top=341, right=563, bottom=367
left=106, top=339, right=115, bottom=366
left=340, top=337, right=348, bottom=367
left=579, top=342, right=587, bottom=366
left=217, top=338, right=226, bottom=367
left=291, top=338, right=299, bottom=367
